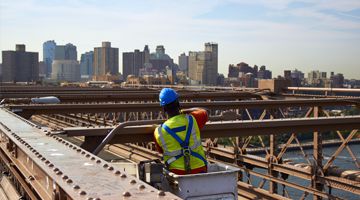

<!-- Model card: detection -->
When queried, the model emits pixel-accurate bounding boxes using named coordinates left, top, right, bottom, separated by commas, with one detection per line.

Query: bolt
left=86, top=154, right=90, bottom=158
left=120, top=174, right=127, bottom=178
left=87, top=198, right=94, bottom=200
left=158, top=191, right=166, bottom=196
left=138, top=184, right=146, bottom=190
left=129, top=180, right=136, bottom=184
left=66, top=179, right=73, bottom=184
left=103, top=164, right=108, bottom=168
left=62, top=175, right=68, bottom=180
left=69, top=144, right=73, bottom=148
left=96, top=160, right=101, bottom=164
left=41, top=158, right=46, bottom=161
left=72, top=147, right=77, bottom=150
left=56, top=171, right=63, bottom=176
left=122, top=191, right=131, bottom=197
left=91, top=157, right=96, bottom=161
left=48, top=164, right=54, bottom=168
left=53, top=168, right=59, bottom=172
left=108, top=166, right=114, bottom=171
left=81, top=151, right=86, bottom=155
left=45, top=160, right=50, bottom=164
left=28, top=176, right=35, bottom=181
left=114, top=170, right=121, bottom=175
left=79, top=191, right=86, bottom=195
left=73, top=185, right=80, bottom=190
left=76, top=149, right=81, bottom=152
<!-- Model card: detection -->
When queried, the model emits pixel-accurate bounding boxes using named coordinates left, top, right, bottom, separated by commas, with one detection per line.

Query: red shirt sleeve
left=190, top=109, right=208, bottom=129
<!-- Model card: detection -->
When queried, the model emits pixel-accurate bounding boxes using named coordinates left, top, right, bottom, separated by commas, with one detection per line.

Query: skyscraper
left=52, top=43, right=79, bottom=82
left=122, top=45, right=150, bottom=78
left=188, top=43, right=218, bottom=85
left=43, top=40, right=56, bottom=77
left=93, top=42, right=119, bottom=76
left=54, top=43, right=77, bottom=60
left=149, top=45, right=174, bottom=72
left=80, top=51, right=94, bottom=78
left=1, top=44, right=39, bottom=82
left=178, top=53, right=188, bottom=73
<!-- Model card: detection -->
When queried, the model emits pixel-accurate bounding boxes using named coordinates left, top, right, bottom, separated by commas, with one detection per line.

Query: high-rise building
left=178, top=53, right=188, bottom=73
left=188, top=43, right=218, bottom=85
left=52, top=60, right=80, bottom=82
left=93, top=42, right=119, bottom=76
left=122, top=45, right=149, bottom=78
left=38, top=61, right=46, bottom=78
left=54, top=43, right=77, bottom=60
left=43, top=40, right=56, bottom=77
left=1, top=44, right=39, bottom=82
left=80, top=51, right=94, bottom=78
left=330, top=73, right=344, bottom=88
left=257, top=65, right=272, bottom=79
left=149, top=45, right=174, bottom=73
left=307, top=70, right=327, bottom=86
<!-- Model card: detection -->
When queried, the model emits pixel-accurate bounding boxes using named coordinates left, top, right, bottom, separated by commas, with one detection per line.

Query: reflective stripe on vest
left=158, top=115, right=207, bottom=167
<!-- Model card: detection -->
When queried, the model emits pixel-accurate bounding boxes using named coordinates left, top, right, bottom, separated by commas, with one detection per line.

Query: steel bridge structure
left=0, top=85, right=360, bottom=200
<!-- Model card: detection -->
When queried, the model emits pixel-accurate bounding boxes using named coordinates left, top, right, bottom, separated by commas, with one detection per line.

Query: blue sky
left=1, top=0, right=359, bottom=79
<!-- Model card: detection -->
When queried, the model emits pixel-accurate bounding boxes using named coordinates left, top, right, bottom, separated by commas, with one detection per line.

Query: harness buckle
left=182, top=146, right=191, bottom=156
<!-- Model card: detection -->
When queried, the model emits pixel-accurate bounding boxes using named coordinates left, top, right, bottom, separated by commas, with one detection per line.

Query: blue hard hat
left=159, top=88, right=179, bottom=106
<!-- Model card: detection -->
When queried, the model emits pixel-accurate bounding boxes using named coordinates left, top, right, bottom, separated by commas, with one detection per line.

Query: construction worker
left=154, top=88, right=208, bottom=175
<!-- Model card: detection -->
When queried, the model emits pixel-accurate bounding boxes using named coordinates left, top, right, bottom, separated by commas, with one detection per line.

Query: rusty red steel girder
left=0, top=90, right=261, bottom=100
left=286, top=87, right=360, bottom=93
left=0, top=107, right=178, bottom=200
left=60, top=116, right=360, bottom=143
left=9, top=98, right=360, bottom=117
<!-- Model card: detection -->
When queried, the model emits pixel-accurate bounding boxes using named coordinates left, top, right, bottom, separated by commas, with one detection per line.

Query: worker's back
left=154, top=111, right=208, bottom=174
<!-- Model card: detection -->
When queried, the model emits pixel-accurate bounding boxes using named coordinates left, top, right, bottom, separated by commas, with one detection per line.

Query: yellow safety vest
left=154, top=114, right=207, bottom=172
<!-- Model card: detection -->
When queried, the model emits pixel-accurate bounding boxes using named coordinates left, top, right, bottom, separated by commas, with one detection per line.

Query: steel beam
left=0, top=107, right=178, bottom=200
left=9, top=98, right=360, bottom=118
left=61, top=116, right=360, bottom=143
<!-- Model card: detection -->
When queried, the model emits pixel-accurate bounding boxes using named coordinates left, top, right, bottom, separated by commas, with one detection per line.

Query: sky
left=0, top=0, right=360, bottom=79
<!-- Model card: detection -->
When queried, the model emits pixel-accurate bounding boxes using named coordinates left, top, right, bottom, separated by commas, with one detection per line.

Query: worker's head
left=159, top=88, right=180, bottom=116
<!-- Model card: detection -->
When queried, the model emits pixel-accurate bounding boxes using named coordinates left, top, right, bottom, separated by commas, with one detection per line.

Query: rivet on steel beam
left=73, top=185, right=80, bottom=190
left=28, top=176, right=35, bottom=181
left=66, top=179, right=73, bottom=184
left=56, top=171, right=63, bottom=176
left=138, top=184, right=146, bottom=190
left=41, top=158, right=46, bottom=161
left=58, top=139, right=63, bottom=142
left=122, top=191, right=131, bottom=197
left=120, top=174, right=127, bottom=178
left=103, top=164, right=108, bottom=168
left=72, top=147, right=77, bottom=150
left=76, top=149, right=81, bottom=152
left=53, top=168, right=59, bottom=172
left=79, top=191, right=87, bottom=195
left=158, top=191, right=166, bottom=196
left=49, top=164, right=54, bottom=168
left=91, top=157, right=96, bottom=161
left=87, top=198, right=94, bottom=200
left=96, top=160, right=101, bottom=164
left=86, top=154, right=90, bottom=158
left=129, top=180, right=136, bottom=184
left=108, top=166, right=114, bottom=171
left=62, top=175, right=68, bottom=180
left=94, top=198, right=100, bottom=200
left=81, top=151, right=86, bottom=155
left=45, top=160, right=50, bottom=164
left=61, top=141, right=65, bottom=144
left=114, top=170, right=121, bottom=175
left=69, top=144, right=73, bottom=148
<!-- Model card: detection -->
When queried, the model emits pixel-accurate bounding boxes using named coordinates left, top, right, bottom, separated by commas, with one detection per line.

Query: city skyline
left=1, top=0, right=359, bottom=79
